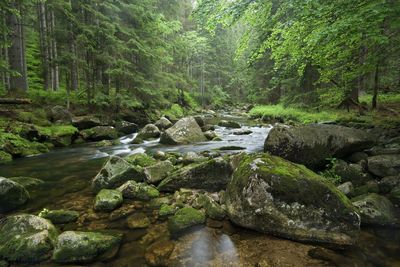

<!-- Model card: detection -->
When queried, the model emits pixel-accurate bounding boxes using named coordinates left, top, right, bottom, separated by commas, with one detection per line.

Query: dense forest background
left=1, top=0, right=400, bottom=112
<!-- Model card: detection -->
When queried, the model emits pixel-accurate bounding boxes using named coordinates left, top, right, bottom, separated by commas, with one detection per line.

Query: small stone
left=109, top=204, right=136, bottom=221
left=144, top=161, right=174, bottom=184
left=159, top=204, right=176, bottom=217
left=38, top=209, right=79, bottom=224
left=337, top=182, right=354, bottom=196
left=94, top=189, right=123, bottom=212
left=168, top=207, right=205, bottom=235
left=126, top=213, right=151, bottom=229
left=117, top=181, right=159, bottom=200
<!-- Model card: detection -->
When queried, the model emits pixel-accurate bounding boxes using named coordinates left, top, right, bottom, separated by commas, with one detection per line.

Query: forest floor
left=249, top=93, right=400, bottom=128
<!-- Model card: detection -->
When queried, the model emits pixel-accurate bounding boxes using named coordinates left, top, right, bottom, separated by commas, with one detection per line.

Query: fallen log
left=0, top=98, right=32, bottom=104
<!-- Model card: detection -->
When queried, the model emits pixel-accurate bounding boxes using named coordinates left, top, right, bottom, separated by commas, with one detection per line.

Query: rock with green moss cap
left=352, top=193, right=397, bottom=226
left=0, top=177, right=29, bottom=213
left=225, top=153, right=361, bottom=246
left=158, top=157, right=232, bottom=192
left=124, top=153, right=156, bottom=167
left=0, top=151, right=12, bottom=164
left=117, top=180, right=159, bottom=200
left=159, top=204, right=177, bottom=217
left=389, top=186, right=400, bottom=205
left=72, top=115, right=101, bottom=130
left=264, top=124, right=374, bottom=169
left=9, top=176, right=44, bottom=190
left=353, top=181, right=379, bottom=197
left=155, top=117, right=173, bottom=130
left=160, top=117, right=206, bottom=145
left=0, top=132, right=49, bottom=157
left=196, top=194, right=226, bottom=220
left=135, top=124, right=160, bottom=141
left=52, top=231, right=122, bottom=263
left=80, top=126, right=118, bottom=141
left=144, top=160, right=174, bottom=184
left=39, top=209, right=79, bottom=224
left=218, top=120, right=241, bottom=128
left=168, top=207, right=205, bottom=235
left=0, top=214, right=58, bottom=263
left=91, top=156, right=145, bottom=192
left=94, top=189, right=123, bottom=212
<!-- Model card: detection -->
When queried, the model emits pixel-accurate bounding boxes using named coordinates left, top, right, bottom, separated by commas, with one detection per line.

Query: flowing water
left=1, top=113, right=399, bottom=267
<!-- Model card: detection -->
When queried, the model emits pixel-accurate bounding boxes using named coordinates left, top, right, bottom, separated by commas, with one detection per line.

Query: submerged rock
left=158, top=157, right=233, bottom=192
left=264, top=124, right=374, bottom=169
left=0, top=177, right=29, bottom=213
left=52, top=231, right=122, bottom=263
left=126, top=213, right=151, bottom=229
left=160, top=117, right=206, bottom=145
left=9, top=176, right=44, bottom=190
left=145, top=240, right=175, bottom=267
left=0, top=214, right=58, bottom=263
left=91, top=156, right=144, bottom=192
left=38, top=209, right=79, bottom=224
left=368, top=154, right=400, bottom=177
left=144, top=160, right=174, bottom=184
left=352, top=193, right=397, bottom=226
left=94, top=189, right=123, bottom=212
left=218, top=120, right=241, bottom=128
left=225, top=153, right=360, bottom=246
left=168, top=207, right=206, bottom=235
left=117, top=180, right=160, bottom=200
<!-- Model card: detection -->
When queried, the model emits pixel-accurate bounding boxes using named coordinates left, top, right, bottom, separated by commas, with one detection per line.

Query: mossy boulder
left=52, top=231, right=122, bottom=263
left=160, top=117, right=206, bottom=145
left=94, top=189, right=123, bottom=212
left=144, top=160, right=174, bottom=184
left=204, top=130, right=218, bottom=140
left=158, top=157, right=232, bottom=192
left=168, top=207, right=205, bottom=235
left=333, top=160, right=368, bottom=186
left=38, top=209, right=79, bottom=224
left=264, top=124, right=374, bottom=169
left=0, top=133, right=49, bottom=157
left=91, top=156, right=145, bottom=192
left=351, top=193, right=397, bottom=226
left=389, top=186, right=400, bottom=205
left=117, top=180, right=160, bottom=200
left=196, top=194, right=226, bottom=220
left=8, top=177, right=44, bottom=190
left=37, top=125, right=78, bottom=147
left=72, top=116, right=102, bottom=130
left=159, top=204, right=177, bottom=217
left=379, top=175, right=400, bottom=194
left=0, top=151, right=12, bottom=164
left=225, top=153, right=360, bottom=246
left=367, top=154, right=400, bottom=177
left=155, top=117, right=173, bottom=130
left=80, top=126, right=118, bottom=141
left=218, top=120, right=241, bottom=128
left=0, top=214, right=58, bottom=263
left=0, top=177, right=29, bottom=213
left=182, top=152, right=207, bottom=165
left=48, top=106, right=72, bottom=123
left=353, top=181, right=379, bottom=197
left=115, top=120, right=138, bottom=135
left=135, top=124, right=160, bottom=141
left=124, top=153, right=156, bottom=167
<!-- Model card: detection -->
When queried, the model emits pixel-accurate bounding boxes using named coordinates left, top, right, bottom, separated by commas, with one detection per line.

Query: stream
left=1, top=113, right=400, bottom=267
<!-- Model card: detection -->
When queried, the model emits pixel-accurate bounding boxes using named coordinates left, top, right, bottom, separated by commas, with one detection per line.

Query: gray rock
left=52, top=231, right=122, bottom=263
left=182, top=152, right=208, bottom=165
left=155, top=117, right=173, bottom=130
left=0, top=214, right=58, bottom=263
left=193, top=115, right=205, bottom=127
left=0, top=177, right=29, bottom=213
left=80, top=126, right=118, bottom=141
left=160, top=117, right=206, bottom=145
left=218, top=120, right=241, bottom=128
left=158, top=157, right=233, bottom=192
left=379, top=175, right=400, bottom=194
left=368, top=154, right=400, bottom=177
left=204, top=130, right=218, bottom=140
left=352, top=193, right=397, bottom=226
left=72, top=115, right=102, bottom=130
left=117, top=180, right=160, bottom=200
left=225, top=153, right=360, bottom=246
left=91, top=156, right=144, bottom=193
left=115, top=121, right=138, bottom=134
left=48, top=106, right=72, bottom=123
left=337, top=182, right=354, bottom=196
left=136, top=124, right=160, bottom=140
left=144, top=161, right=174, bottom=184
left=333, top=160, right=369, bottom=186
left=264, top=124, right=374, bottom=169
left=94, top=189, right=123, bottom=212
left=347, top=152, right=368, bottom=163
left=38, top=209, right=79, bottom=224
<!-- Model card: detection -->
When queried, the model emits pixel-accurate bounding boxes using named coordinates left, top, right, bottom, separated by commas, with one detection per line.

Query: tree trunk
left=50, top=9, right=59, bottom=90
left=7, top=1, right=28, bottom=92
left=38, top=1, right=51, bottom=90
left=372, top=62, right=379, bottom=109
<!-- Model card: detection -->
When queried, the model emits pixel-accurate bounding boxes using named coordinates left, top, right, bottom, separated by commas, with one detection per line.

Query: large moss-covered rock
left=351, top=193, right=397, bottom=226
left=367, top=154, right=400, bottom=177
left=48, top=106, right=72, bottom=123
left=124, top=153, right=156, bottom=167
left=94, top=189, right=123, bottom=212
left=168, top=207, right=205, bottom=235
left=52, top=231, right=122, bottom=263
left=80, top=126, right=118, bottom=141
left=117, top=180, right=159, bottom=200
left=155, top=117, right=173, bottom=130
left=115, top=120, right=138, bottom=135
left=38, top=209, right=79, bottom=224
left=332, top=160, right=368, bottom=186
left=91, top=156, right=144, bottom=192
left=0, top=177, right=29, bottom=213
left=264, top=124, right=374, bottom=169
left=225, top=153, right=360, bottom=246
left=144, top=161, right=174, bottom=184
left=0, top=214, right=58, bottom=263
left=158, top=157, right=232, bottom=192
left=9, top=177, right=44, bottom=190
left=72, top=116, right=102, bottom=130
left=0, top=133, right=49, bottom=157
left=135, top=124, right=160, bottom=140
left=160, top=117, right=206, bottom=145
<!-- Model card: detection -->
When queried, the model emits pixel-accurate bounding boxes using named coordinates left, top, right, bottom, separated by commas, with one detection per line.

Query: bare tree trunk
left=7, top=1, right=28, bottom=92
left=38, top=1, right=51, bottom=90
left=50, top=9, right=59, bottom=90
left=372, top=62, right=379, bottom=109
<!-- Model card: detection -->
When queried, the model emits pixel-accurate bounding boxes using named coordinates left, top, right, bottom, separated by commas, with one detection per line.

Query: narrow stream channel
left=1, top=114, right=399, bottom=266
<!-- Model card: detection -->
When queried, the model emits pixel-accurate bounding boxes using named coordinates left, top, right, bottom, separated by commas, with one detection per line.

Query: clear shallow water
left=1, top=114, right=400, bottom=267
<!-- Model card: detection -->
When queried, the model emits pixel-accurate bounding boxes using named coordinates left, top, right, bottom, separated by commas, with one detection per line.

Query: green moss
left=94, top=189, right=123, bottom=212
left=16, top=109, right=50, bottom=126
left=38, top=209, right=79, bottom=224
left=0, top=150, right=12, bottom=164
left=159, top=204, right=176, bottom=217
left=124, top=153, right=156, bottom=167
left=163, top=104, right=184, bottom=121
left=167, top=207, right=205, bottom=235
left=0, top=132, right=49, bottom=157
left=37, top=125, right=78, bottom=138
